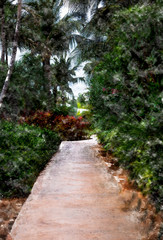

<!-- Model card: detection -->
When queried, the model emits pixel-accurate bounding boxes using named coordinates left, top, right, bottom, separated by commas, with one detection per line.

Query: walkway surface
left=10, top=139, right=143, bottom=240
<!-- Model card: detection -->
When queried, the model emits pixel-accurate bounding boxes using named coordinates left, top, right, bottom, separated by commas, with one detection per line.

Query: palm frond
left=65, top=0, right=101, bottom=21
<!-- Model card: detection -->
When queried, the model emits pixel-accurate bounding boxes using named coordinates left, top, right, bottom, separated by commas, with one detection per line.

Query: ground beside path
left=10, top=138, right=144, bottom=240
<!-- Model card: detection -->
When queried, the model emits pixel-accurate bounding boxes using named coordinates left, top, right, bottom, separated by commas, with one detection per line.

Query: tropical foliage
left=0, top=120, right=60, bottom=197
left=0, top=0, right=162, bottom=214
left=89, top=0, right=163, bottom=209
left=0, top=53, right=48, bottom=117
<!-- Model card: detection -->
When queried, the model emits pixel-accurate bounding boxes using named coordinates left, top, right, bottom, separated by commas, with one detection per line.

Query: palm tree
left=0, top=0, right=22, bottom=109
left=20, top=0, right=82, bottom=108
left=55, top=0, right=108, bottom=67
left=0, top=0, right=7, bottom=63
left=0, top=0, right=15, bottom=63
left=68, top=0, right=135, bottom=68
left=67, top=0, right=102, bottom=21
left=53, top=53, right=84, bottom=104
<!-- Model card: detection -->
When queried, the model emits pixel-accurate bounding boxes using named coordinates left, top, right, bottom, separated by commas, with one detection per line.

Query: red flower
left=78, top=116, right=83, bottom=120
left=111, top=89, right=118, bottom=94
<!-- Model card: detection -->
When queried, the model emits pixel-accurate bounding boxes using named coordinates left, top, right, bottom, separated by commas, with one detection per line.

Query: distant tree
left=53, top=54, right=84, bottom=104
left=77, top=93, right=86, bottom=106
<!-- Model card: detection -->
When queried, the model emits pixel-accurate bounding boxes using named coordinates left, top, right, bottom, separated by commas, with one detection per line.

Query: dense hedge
left=0, top=121, right=61, bottom=198
left=89, top=1, right=163, bottom=209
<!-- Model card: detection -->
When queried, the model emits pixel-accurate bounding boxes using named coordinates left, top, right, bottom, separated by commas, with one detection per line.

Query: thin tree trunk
left=5, top=41, right=8, bottom=65
left=42, top=55, right=56, bottom=108
left=0, top=5, right=6, bottom=63
left=0, top=0, right=22, bottom=109
left=53, top=83, right=57, bottom=107
left=42, top=56, right=52, bottom=95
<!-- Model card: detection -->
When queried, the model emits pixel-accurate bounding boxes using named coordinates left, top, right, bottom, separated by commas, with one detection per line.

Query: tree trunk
left=5, top=42, right=8, bottom=65
left=42, top=56, right=52, bottom=95
left=53, top=83, right=57, bottom=107
left=0, top=5, right=6, bottom=63
left=0, top=0, right=22, bottom=109
left=42, top=55, right=57, bottom=108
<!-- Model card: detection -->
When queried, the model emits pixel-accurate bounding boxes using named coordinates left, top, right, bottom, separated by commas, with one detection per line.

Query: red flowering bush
left=25, top=111, right=55, bottom=130
left=54, top=115, right=90, bottom=140
left=24, top=111, right=90, bottom=140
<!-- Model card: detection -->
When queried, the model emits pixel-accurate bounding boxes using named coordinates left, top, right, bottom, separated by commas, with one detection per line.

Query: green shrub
left=89, top=1, right=163, bottom=209
left=0, top=120, right=61, bottom=198
left=97, top=119, right=163, bottom=205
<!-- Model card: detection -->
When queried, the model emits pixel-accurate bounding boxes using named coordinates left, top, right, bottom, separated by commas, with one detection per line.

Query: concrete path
left=10, top=139, right=143, bottom=240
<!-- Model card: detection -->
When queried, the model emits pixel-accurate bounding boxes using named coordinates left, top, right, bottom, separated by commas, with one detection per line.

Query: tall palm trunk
left=53, top=83, right=57, bottom=107
left=0, top=4, right=6, bottom=63
left=5, top=40, right=8, bottom=65
left=42, top=55, right=57, bottom=108
left=42, top=56, right=52, bottom=96
left=0, top=0, right=22, bottom=109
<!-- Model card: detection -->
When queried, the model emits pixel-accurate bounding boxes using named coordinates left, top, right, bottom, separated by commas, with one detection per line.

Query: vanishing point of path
left=10, top=138, right=144, bottom=240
